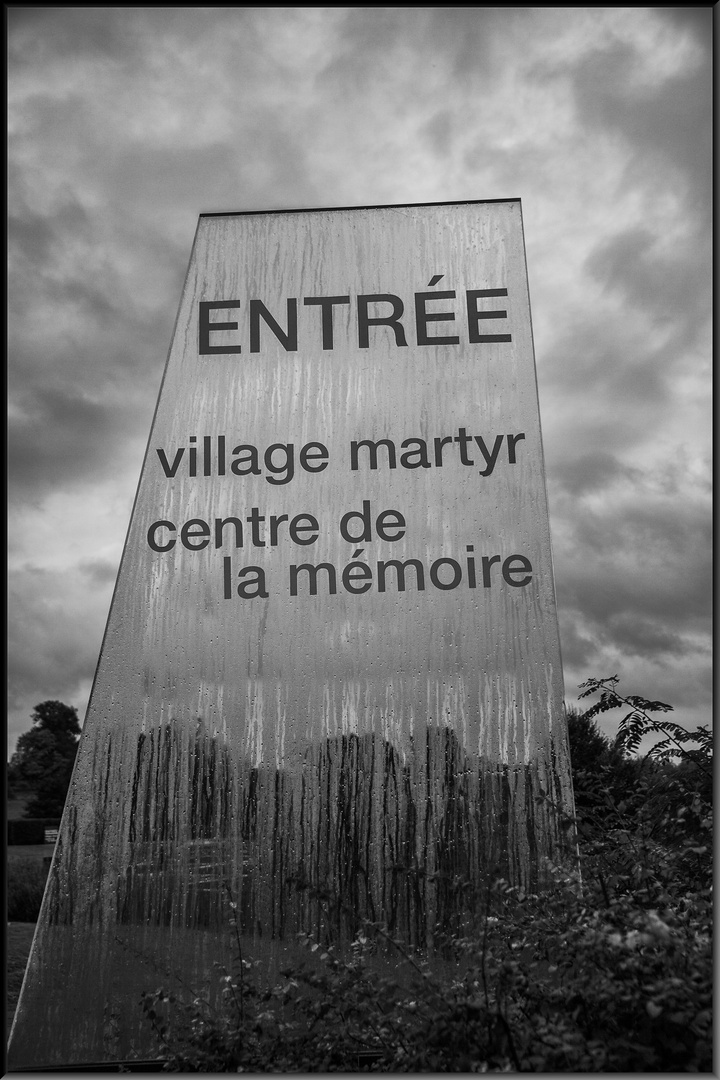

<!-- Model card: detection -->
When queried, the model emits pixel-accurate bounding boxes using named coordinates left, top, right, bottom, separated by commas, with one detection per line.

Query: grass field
left=7, top=922, right=36, bottom=1032
left=7, top=843, right=56, bottom=862
left=7, top=793, right=46, bottom=1028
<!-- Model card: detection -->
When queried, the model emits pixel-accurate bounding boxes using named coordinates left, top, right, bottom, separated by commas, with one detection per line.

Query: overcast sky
left=7, top=7, right=712, bottom=758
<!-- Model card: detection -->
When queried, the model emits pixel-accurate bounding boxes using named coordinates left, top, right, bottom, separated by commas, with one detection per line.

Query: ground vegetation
left=137, top=678, right=712, bottom=1072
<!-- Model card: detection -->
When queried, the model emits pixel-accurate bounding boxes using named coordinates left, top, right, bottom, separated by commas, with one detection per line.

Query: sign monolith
left=9, top=200, right=575, bottom=1069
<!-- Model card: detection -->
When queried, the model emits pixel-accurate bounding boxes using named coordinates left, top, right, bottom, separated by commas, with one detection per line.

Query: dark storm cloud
left=7, top=19, right=321, bottom=521
left=8, top=318, right=169, bottom=504
left=10, top=268, right=120, bottom=336
left=558, top=601, right=712, bottom=726
left=8, top=385, right=128, bottom=498
left=320, top=6, right=514, bottom=91
left=8, top=6, right=139, bottom=61
left=556, top=615, right=597, bottom=671
left=541, top=317, right=672, bottom=440
left=6, top=7, right=711, bottom=756
left=585, top=227, right=710, bottom=352
left=550, top=452, right=641, bottom=498
left=658, top=6, right=714, bottom=41
left=9, top=7, right=320, bottom=218
left=421, top=109, right=457, bottom=158
left=601, top=613, right=695, bottom=661
left=108, top=142, right=241, bottom=211
left=570, top=34, right=711, bottom=214
left=7, top=133, right=318, bottom=511
left=8, top=203, right=83, bottom=269
left=8, top=182, right=93, bottom=272
left=423, top=7, right=530, bottom=80
left=547, top=445, right=710, bottom=507
left=551, top=440, right=710, bottom=710
left=7, top=172, right=181, bottom=359
left=7, top=6, right=237, bottom=65
left=78, top=559, right=120, bottom=586
left=8, top=238, right=171, bottom=504
left=8, top=564, right=108, bottom=715
left=556, top=500, right=711, bottom=637
left=108, top=130, right=319, bottom=219
left=560, top=613, right=712, bottom=727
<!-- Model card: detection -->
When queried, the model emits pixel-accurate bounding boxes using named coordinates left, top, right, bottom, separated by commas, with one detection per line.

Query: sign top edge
left=198, top=198, right=522, bottom=219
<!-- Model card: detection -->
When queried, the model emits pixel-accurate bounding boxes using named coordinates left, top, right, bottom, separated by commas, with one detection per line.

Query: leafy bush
left=8, top=858, right=50, bottom=922
left=140, top=871, right=712, bottom=1072
left=138, top=679, right=712, bottom=1072
left=572, top=678, right=712, bottom=902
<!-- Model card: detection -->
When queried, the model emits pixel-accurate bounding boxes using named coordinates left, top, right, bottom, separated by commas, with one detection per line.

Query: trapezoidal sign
left=9, top=200, right=575, bottom=1069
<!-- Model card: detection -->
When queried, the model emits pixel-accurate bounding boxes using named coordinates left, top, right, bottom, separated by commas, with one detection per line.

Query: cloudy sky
left=8, top=7, right=712, bottom=758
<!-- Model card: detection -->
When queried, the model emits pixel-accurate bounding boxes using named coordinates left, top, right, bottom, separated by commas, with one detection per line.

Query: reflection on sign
left=9, top=201, right=575, bottom=1069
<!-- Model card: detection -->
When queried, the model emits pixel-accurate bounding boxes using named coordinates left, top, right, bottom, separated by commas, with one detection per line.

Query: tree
left=8, top=701, right=81, bottom=818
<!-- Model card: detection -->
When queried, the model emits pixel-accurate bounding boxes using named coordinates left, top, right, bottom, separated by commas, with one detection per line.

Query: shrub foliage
left=140, top=679, right=712, bottom=1072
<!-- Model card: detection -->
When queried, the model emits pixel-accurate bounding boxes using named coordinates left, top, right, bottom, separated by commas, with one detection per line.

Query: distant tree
left=8, top=701, right=81, bottom=818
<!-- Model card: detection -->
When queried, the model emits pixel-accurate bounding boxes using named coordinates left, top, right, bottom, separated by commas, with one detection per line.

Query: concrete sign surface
left=9, top=201, right=575, bottom=1068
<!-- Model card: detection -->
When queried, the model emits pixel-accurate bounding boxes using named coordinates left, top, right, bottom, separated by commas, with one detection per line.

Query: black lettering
left=433, top=436, right=452, bottom=466
left=247, top=507, right=266, bottom=547
left=148, top=520, right=176, bottom=552
left=357, top=294, right=407, bottom=348
left=231, top=445, right=261, bottom=477
left=350, top=439, right=397, bottom=471
left=375, top=509, right=406, bottom=542
left=429, top=557, right=462, bottom=590
left=215, top=517, right=244, bottom=548
left=264, top=443, right=294, bottom=485
left=303, top=296, right=350, bottom=349
left=289, top=514, right=319, bottom=545
left=400, top=438, right=431, bottom=469
left=507, top=432, right=525, bottom=463
left=377, top=559, right=425, bottom=593
left=466, top=545, right=476, bottom=588
left=250, top=299, right=298, bottom=353
left=502, top=554, right=533, bottom=586
left=156, top=447, right=185, bottom=477
left=199, top=301, right=242, bottom=355
left=482, top=554, right=501, bottom=587
left=340, top=500, right=372, bottom=543
left=466, top=289, right=512, bottom=343
left=454, top=427, right=474, bottom=466
left=474, top=434, right=504, bottom=476
left=237, top=566, right=268, bottom=598
left=342, top=553, right=373, bottom=594
left=180, top=518, right=211, bottom=550
left=415, top=290, right=460, bottom=345
left=223, top=560, right=269, bottom=599
left=290, top=563, right=337, bottom=596
left=269, top=514, right=289, bottom=546
left=299, top=442, right=329, bottom=473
